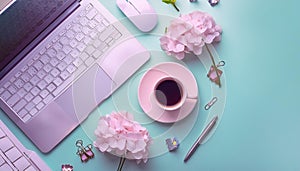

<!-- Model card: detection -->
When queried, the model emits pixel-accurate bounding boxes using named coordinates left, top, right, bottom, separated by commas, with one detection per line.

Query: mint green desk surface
left=1, top=0, right=299, bottom=170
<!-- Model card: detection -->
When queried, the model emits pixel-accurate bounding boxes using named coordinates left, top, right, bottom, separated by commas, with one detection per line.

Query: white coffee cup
left=153, top=76, right=187, bottom=111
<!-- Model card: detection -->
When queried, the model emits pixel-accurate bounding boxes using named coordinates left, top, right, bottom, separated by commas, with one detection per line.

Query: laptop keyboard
left=0, top=120, right=50, bottom=170
left=0, top=3, right=122, bottom=123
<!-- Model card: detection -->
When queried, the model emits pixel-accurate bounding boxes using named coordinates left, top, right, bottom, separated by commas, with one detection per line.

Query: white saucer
left=138, top=62, right=198, bottom=123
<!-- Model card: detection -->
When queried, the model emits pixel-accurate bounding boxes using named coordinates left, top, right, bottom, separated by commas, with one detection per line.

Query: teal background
left=1, top=0, right=300, bottom=170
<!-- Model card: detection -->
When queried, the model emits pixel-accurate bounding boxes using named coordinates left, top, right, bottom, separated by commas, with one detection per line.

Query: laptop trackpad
left=55, top=64, right=115, bottom=122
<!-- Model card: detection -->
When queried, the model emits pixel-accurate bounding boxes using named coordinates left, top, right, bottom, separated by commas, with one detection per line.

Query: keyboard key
left=74, top=64, right=87, bottom=77
left=21, top=66, right=28, bottom=72
left=24, top=93, right=34, bottom=102
left=17, top=88, right=27, bottom=98
left=6, top=147, right=22, bottom=162
left=25, top=102, right=35, bottom=111
left=85, top=46, right=95, bottom=55
left=0, top=128, right=5, bottom=138
left=70, top=50, right=80, bottom=58
left=22, top=115, right=31, bottom=122
left=86, top=8, right=97, bottom=20
left=66, top=23, right=73, bottom=29
left=18, top=109, right=28, bottom=118
left=25, top=166, right=36, bottom=171
left=29, top=108, right=38, bottom=116
left=73, top=58, right=83, bottom=67
left=36, top=102, right=45, bottom=110
left=85, top=57, right=94, bottom=66
left=0, top=163, right=13, bottom=171
left=44, top=75, right=54, bottom=84
left=50, top=58, right=59, bottom=67
left=15, top=71, right=22, bottom=78
left=8, top=85, right=17, bottom=94
left=66, top=65, right=76, bottom=74
left=102, top=18, right=110, bottom=26
left=66, top=30, right=75, bottom=39
left=3, top=82, right=10, bottom=88
left=73, top=24, right=83, bottom=32
left=1, top=91, right=12, bottom=101
left=53, top=43, right=63, bottom=51
left=80, top=52, right=89, bottom=61
left=14, top=79, right=25, bottom=88
left=40, top=90, right=50, bottom=98
left=7, top=94, right=21, bottom=106
left=79, top=9, right=87, bottom=17
left=60, top=71, right=70, bottom=80
left=51, top=68, right=60, bottom=77
left=83, top=37, right=92, bottom=45
left=94, top=14, right=104, bottom=23
left=96, top=24, right=105, bottom=32
left=57, top=62, right=68, bottom=71
left=9, top=76, right=16, bottom=83
left=30, top=76, right=39, bottom=85
left=43, top=94, right=54, bottom=104
left=47, top=83, right=56, bottom=92
left=60, top=36, right=69, bottom=45
left=63, top=45, right=72, bottom=54
left=92, top=49, right=102, bottom=59
left=85, top=3, right=93, bottom=11
left=27, top=67, right=37, bottom=77
left=37, top=80, right=47, bottom=90
left=53, top=78, right=63, bottom=86
left=70, top=40, right=78, bottom=48
left=59, top=29, right=67, bottom=36
left=24, top=83, right=33, bottom=92
left=14, top=156, right=31, bottom=171
left=0, top=137, right=14, bottom=152
left=46, top=49, right=57, bottom=58
left=39, top=47, right=47, bottom=55
left=75, top=33, right=84, bottom=41
left=40, top=55, right=50, bottom=64
left=33, top=96, right=42, bottom=105
left=80, top=17, right=89, bottom=26
left=52, top=36, right=60, bottom=43
left=90, top=30, right=98, bottom=39
left=88, top=20, right=98, bottom=29
left=43, top=64, right=52, bottom=73
left=0, top=153, right=4, bottom=165
left=13, top=99, right=27, bottom=113
left=93, top=39, right=102, bottom=48
left=30, top=87, right=40, bottom=96
left=33, top=61, right=43, bottom=70
left=21, top=73, right=31, bottom=82
left=105, top=37, right=113, bottom=44
left=45, top=42, right=53, bottom=49
left=37, top=70, right=47, bottom=79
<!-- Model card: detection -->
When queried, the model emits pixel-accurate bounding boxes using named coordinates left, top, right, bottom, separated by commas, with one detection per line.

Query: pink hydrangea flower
left=94, top=111, right=152, bottom=164
left=160, top=11, right=222, bottom=60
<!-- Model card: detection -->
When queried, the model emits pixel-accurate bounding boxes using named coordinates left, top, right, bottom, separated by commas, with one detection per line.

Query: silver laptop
left=0, top=0, right=150, bottom=153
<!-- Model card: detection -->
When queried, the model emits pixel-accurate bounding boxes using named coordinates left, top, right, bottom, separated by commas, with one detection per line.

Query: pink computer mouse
left=116, top=0, right=158, bottom=32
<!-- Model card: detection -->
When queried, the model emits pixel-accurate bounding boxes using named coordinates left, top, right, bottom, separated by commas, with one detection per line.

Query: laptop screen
left=0, top=0, right=77, bottom=78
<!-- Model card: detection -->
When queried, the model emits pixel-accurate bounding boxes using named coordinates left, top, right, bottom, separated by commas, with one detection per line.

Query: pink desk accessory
left=138, top=62, right=198, bottom=123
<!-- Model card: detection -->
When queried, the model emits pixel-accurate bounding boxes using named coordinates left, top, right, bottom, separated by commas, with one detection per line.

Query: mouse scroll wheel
left=127, top=1, right=141, bottom=14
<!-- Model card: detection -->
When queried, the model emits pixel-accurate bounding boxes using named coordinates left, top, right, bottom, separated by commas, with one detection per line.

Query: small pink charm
left=76, top=140, right=94, bottom=163
left=207, top=61, right=225, bottom=86
left=62, top=164, right=73, bottom=171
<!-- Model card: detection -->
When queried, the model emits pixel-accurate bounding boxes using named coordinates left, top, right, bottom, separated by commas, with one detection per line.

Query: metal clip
left=204, top=97, right=218, bottom=110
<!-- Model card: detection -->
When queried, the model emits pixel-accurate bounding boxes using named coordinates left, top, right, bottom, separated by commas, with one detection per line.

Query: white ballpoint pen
left=184, top=116, right=218, bottom=162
